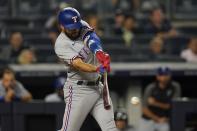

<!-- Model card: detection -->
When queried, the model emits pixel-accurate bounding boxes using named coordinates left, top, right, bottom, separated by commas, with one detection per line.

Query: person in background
left=181, top=37, right=197, bottom=62
left=17, top=49, right=37, bottom=65
left=113, top=9, right=125, bottom=35
left=121, top=14, right=136, bottom=46
left=45, top=4, right=66, bottom=44
left=148, top=37, right=165, bottom=59
left=138, top=67, right=181, bottom=131
left=143, top=7, right=177, bottom=38
left=0, top=32, right=29, bottom=63
left=47, top=28, right=59, bottom=45
left=44, top=76, right=66, bottom=102
left=114, top=108, right=134, bottom=131
left=0, top=68, right=32, bottom=102
left=86, top=15, right=104, bottom=37
left=111, top=0, right=140, bottom=12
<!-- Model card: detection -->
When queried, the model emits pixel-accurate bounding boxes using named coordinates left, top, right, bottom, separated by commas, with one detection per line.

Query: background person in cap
left=114, top=108, right=134, bottom=131
left=44, top=76, right=66, bottom=102
left=138, top=67, right=181, bottom=131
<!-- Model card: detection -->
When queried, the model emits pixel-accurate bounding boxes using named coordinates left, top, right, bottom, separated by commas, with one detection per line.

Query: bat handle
left=103, top=72, right=111, bottom=110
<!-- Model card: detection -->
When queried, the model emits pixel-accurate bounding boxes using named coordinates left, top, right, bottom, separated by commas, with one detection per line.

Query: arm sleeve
left=172, top=82, right=181, bottom=98
left=143, top=84, right=155, bottom=107
left=55, top=44, right=80, bottom=65
left=82, top=31, right=103, bottom=54
left=15, top=82, right=30, bottom=98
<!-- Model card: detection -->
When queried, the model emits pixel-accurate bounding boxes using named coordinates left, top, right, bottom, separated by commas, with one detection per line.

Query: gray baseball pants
left=59, top=79, right=118, bottom=131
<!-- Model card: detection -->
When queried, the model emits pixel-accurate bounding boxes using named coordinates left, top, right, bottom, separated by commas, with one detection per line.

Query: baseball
left=130, top=97, right=140, bottom=105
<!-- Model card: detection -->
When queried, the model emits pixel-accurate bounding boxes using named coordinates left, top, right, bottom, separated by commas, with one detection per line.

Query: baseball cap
left=157, top=67, right=171, bottom=75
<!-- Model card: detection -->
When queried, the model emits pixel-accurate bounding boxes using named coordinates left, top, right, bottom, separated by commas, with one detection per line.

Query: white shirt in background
left=181, top=49, right=197, bottom=62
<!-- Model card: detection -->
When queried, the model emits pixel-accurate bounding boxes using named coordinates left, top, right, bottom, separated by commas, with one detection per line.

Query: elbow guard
left=83, top=32, right=103, bottom=54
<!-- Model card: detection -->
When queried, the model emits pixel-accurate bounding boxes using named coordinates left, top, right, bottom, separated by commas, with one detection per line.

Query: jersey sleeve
left=15, top=82, right=30, bottom=98
left=143, top=83, right=155, bottom=107
left=55, top=43, right=80, bottom=65
left=172, top=82, right=181, bottom=98
left=81, top=20, right=103, bottom=54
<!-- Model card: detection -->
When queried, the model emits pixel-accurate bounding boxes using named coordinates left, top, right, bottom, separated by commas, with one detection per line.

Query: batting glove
left=96, top=65, right=106, bottom=75
left=96, top=51, right=110, bottom=64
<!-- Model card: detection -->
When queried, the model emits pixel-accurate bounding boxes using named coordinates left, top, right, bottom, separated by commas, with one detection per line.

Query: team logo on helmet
left=72, top=16, right=78, bottom=23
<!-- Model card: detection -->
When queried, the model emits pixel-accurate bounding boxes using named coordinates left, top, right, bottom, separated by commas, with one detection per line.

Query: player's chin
left=69, top=35, right=78, bottom=40
left=64, top=30, right=78, bottom=39
left=70, top=34, right=80, bottom=40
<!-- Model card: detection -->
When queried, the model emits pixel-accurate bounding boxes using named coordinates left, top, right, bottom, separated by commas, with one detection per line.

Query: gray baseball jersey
left=55, top=21, right=117, bottom=131
left=55, top=20, right=99, bottom=81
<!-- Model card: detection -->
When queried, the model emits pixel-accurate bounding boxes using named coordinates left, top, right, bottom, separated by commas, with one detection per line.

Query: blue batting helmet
left=58, top=7, right=82, bottom=30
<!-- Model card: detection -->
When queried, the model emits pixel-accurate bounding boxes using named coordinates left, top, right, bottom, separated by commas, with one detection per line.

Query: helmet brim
left=63, top=21, right=82, bottom=30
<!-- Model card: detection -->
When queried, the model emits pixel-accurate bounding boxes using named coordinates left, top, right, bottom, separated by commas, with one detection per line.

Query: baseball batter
left=54, top=7, right=117, bottom=131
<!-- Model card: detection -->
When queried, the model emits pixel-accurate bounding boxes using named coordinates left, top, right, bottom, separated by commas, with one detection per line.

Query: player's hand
left=5, top=89, right=15, bottom=102
left=148, top=97, right=156, bottom=105
left=96, top=65, right=106, bottom=75
left=157, top=117, right=168, bottom=123
left=103, top=62, right=111, bottom=72
left=96, top=51, right=111, bottom=72
left=96, top=51, right=110, bottom=65
left=103, top=53, right=111, bottom=72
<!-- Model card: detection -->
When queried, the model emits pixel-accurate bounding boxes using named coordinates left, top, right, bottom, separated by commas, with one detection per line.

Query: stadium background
left=0, top=0, right=197, bottom=131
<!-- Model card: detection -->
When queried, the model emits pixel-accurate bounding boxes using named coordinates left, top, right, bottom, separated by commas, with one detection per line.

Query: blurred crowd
left=0, top=0, right=197, bottom=64
left=0, top=0, right=196, bottom=130
left=0, top=66, right=182, bottom=131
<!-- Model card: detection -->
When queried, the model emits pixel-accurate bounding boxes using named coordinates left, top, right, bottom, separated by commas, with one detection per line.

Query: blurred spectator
left=77, top=0, right=98, bottom=13
left=45, top=15, right=59, bottom=44
left=181, top=37, right=197, bottom=62
left=114, top=108, right=134, bottom=131
left=113, top=9, right=125, bottom=35
left=0, top=68, right=32, bottom=102
left=17, top=49, right=37, bottom=65
left=86, top=15, right=104, bottom=37
left=45, top=2, right=69, bottom=30
left=148, top=37, right=165, bottom=58
left=0, top=32, right=29, bottom=63
left=143, top=8, right=177, bottom=38
left=138, top=67, right=181, bottom=131
left=112, top=0, right=140, bottom=12
left=44, top=76, right=66, bottom=102
left=121, top=15, right=136, bottom=46
left=48, top=28, right=59, bottom=45
left=45, top=13, right=58, bottom=30
left=44, top=7, right=60, bottom=45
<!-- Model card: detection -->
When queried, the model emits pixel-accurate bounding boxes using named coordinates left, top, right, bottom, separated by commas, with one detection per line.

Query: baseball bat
left=103, top=72, right=111, bottom=110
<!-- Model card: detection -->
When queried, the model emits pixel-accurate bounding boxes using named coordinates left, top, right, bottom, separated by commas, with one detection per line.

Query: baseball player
left=54, top=7, right=117, bottom=131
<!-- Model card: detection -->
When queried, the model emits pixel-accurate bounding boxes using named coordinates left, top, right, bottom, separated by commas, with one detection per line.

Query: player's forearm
left=72, top=58, right=97, bottom=72
left=143, top=107, right=160, bottom=122
left=21, top=94, right=32, bottom=102
left=151, top=100, right=170, bottom=110
left=5, top=94, right=13, bottom=102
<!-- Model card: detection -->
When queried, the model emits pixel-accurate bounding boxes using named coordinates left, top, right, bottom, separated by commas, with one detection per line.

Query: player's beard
left=63, top=28, right=81, bottom=40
